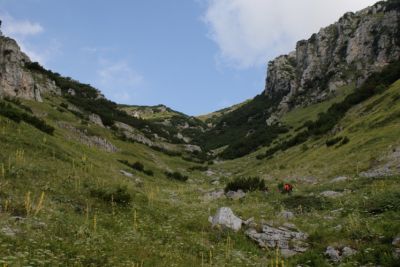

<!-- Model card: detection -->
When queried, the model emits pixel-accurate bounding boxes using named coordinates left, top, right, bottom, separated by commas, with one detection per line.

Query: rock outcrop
left=265, top=2, right=400, bottom=115
left=0, top=37, right=61, bottom=101
left=245, top=224, right=309, bottom=257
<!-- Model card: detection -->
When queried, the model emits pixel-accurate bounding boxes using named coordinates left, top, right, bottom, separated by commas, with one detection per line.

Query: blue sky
left=0, top=0, right=377, bottom=115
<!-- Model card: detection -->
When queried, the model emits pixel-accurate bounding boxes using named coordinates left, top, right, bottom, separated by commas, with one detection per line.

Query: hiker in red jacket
left=283, top=183, right=293, bottom=193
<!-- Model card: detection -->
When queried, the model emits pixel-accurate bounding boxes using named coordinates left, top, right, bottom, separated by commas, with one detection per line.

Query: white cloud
left=97, top=60, right=144, bottom=103
left=202, top=0, right=378, bottom=68
left=0, top=12, right=59, bottom=65
left=1, top=13, right=43, bottom=36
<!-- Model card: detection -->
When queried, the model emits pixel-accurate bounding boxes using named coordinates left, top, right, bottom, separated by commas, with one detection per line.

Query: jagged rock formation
left=0, top=37, right=61, bottom=101
left=265, top=2, right=400, bottom=114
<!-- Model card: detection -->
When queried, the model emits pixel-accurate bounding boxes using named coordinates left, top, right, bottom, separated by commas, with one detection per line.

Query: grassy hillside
left=0, top=72, right=399, bottom=266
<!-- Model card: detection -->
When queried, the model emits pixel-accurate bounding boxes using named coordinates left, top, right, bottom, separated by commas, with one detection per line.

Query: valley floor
left=0, top=81, right=400, bottom=266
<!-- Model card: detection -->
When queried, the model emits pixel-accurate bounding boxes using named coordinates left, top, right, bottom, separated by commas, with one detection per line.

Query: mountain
left=196, top=0, right=400, bottom=159
left=0, top=1, right=400, bottom=266
left=265, top=1, right=400, bottom=115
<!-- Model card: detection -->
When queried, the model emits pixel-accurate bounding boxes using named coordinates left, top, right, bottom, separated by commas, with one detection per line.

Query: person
left=283, top=183, right=293, bottom=193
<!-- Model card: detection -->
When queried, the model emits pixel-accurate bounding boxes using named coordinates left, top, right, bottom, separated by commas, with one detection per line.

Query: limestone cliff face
left=265, top=2, right=400, bottom=114
left=0, top=36, right=60, bottom=101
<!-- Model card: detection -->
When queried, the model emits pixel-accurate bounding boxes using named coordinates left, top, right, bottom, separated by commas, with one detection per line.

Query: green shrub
left=0, top=101, right=54, bottom=134
left=143, top=169, right=154, bottom=176
left=294, top=250, right=330, bottom=267
left=131, top=161, right=144, bottom=172
left=340, top=136, right=350, bottom=145
left=187, top=165, right=208, bottom=172
left=224, top=176, right=266, bottom=193
left=366, top=191, right=400, bottom=214
left=165, top=171, right=188, bottom=182
left=326, top=136, right=343, bottom=147
left=118, top=160, right=153, bottom=176
left=90, top=185, right=131, bottom=206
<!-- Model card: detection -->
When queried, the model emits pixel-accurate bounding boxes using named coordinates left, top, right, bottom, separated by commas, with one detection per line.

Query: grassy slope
left=0, top=81, right=399, bottom=266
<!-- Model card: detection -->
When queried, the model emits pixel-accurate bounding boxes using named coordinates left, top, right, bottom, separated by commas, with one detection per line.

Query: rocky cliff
left=265, top=1, right=400, bottom=114
left=0, top=36, right=60, bottom=101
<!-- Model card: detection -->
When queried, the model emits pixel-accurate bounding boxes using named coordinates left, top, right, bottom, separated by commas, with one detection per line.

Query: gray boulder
left=325, top=246, right=341, bottom=262
left=210, top=207, right=242, bottom=232
left=203, top=190, right=225, bottom=201
left=245, top=224, right=308, bottom=257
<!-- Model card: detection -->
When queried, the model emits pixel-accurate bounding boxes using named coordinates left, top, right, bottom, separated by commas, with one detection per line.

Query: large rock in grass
left=210, top=207, right=242, bottom=231
left=246, top=224, right=309, bottom=257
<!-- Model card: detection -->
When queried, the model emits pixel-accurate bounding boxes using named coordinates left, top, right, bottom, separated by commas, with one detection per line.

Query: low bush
left=165, top=171, right=188, bottom=182
left=118, top=160, right=153, bottom=176
left=325, top=136, right=343, bottom=147
left=224, top=176, right=266, bottom=193
left=0, top=101, right=54, bottom=134
left=90, top=185, right=131, bottom=206
left=187, top=165, right=208, bottom=172
left=365, top=191, right=400, bottom=214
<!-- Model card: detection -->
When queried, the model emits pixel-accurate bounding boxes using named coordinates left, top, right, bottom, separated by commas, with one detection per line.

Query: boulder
left=325, top=246, right=341, bottom=262
left=245, top=224, right=308, bottom=257
left=89, top=113, right=104, bottom=127
left=203, top=190, right=225, bottom=201
left=210, top=207, right=242, bottom=232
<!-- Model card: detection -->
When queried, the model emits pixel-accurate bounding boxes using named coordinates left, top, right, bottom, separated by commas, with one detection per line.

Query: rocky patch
left=245, top=224, right=309, bottom=257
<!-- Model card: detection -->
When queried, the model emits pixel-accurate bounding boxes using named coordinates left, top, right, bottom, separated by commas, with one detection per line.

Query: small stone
left=203, top=190, right=225, bottom=201
left=330, top=176, right=348, bottom=183
left=279, top=210, right=294, bottom=220
left=243, top=217, right=255, bottom=226
left=1, top=226, right=16, bottom=237
left=342, top=247, right=357, bottom=258
left=226, top=190, right=246, bottom=200
left=120, top=170, right=133, bottom=177
left=320, top=191, right=344, bottom=198
left=325, top=246, right=341, bottom=262
left=392, top=236, right=400, bottom=247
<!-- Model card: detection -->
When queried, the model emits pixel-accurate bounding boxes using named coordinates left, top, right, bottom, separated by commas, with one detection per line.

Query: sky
left=0, top=0, right=378, bottom=115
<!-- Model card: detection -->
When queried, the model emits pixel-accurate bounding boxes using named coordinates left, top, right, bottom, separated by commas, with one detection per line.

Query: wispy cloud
left=1, top=13, right=43, bottom=36
left=0, top=12, right=60, bottom=65
left=202, top=0, right=378, bottom=69
left=96, top=59, right=144, bottom=103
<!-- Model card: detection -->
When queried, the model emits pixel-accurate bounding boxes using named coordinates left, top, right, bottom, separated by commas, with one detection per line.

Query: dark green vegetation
left=118, top=160, right=154, bottom=176
left=258, top=60, right=400, bottom=159
left=194, top=93, right=288, bottom=159
left=224, top=176, right=266, bottom=193
left=25, top=62, right=204, bottom=146
left=0, top=100, right=54, bottom=134
left=325, top=136, right=349, bottom=147
left=164, top=171, right=189, bottom=182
